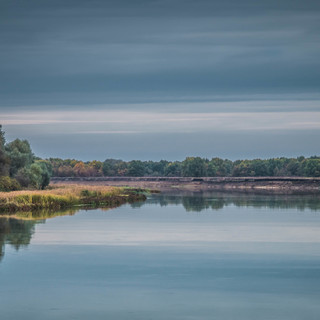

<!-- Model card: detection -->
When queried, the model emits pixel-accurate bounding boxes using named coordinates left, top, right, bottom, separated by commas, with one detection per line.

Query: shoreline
left=51, top=177, right=320, bottom=194
left=0, top=185, right=147, bottom=214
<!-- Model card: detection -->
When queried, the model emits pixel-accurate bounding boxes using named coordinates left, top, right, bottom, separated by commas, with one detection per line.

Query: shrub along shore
left=0, top=184, right=147, bottom=214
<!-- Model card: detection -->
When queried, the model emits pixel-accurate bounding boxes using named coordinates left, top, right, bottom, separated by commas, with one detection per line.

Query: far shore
left=51, top=176, right=320, bottom=194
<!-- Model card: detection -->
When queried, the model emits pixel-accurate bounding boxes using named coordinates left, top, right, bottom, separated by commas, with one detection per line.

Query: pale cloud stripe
left=1, top=119, right=129, bottom=125
left=1, top=110, right=320, bottom=133
left=1, top=99, right=320, bottom=113
left=79, top=130, right=143, bottom=134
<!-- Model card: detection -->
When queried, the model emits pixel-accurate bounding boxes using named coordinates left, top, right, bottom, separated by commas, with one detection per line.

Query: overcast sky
left=1, top=0, right=319, bottom=161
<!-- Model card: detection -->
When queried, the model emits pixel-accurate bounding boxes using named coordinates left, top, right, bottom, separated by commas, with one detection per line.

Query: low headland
left=0, top=184, right=148, bottom=215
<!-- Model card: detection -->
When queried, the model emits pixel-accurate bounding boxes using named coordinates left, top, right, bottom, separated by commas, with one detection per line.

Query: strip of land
left=51, top=177, right=320, bottom=194
left=0, top=184, right=147, bottom=214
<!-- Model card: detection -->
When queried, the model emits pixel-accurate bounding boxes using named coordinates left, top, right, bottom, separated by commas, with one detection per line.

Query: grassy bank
left=0, top=184, right=147, bottom=214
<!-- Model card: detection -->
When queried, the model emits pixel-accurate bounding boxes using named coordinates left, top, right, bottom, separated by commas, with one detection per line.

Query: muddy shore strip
left=51, top=177, right=320, bottom=194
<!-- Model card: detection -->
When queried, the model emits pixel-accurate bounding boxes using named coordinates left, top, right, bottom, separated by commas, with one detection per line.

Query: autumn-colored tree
left=73, top=161, right=87, bottom=176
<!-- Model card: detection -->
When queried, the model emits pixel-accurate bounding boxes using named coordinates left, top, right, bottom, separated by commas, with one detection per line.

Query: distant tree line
left=1, top=123, right=319, bottom=192
left=0, top=125, right=52, bottom=191
left=48, top=155, right=320, bottom=178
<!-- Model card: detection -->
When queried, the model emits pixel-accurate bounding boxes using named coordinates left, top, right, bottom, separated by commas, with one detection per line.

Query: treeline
left=1, top=123, right=319, bottom=191
left=0, top=125, right=52, bottom=191
left=49, top=155, right=320, bottom=178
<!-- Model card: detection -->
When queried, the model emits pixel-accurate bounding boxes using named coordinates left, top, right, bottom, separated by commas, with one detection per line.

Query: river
left=1, top=191, right=320, bottom=320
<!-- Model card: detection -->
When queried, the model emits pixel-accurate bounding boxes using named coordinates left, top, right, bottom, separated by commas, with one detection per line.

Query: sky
left=0, top=0, right=319, bottom=161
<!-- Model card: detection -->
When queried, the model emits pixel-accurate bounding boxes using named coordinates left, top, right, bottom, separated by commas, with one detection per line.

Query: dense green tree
left=5, top=139, right=34, bottom=177
left=103, top=159, right=127, bottom=176
left=0, top=125, right=9, bottom=176
left=164, top=161, right=182, bottom=176
left=234, top=159, right=273, bottom=177
left=232, top=160, right=250, bottom=176
left=150, top=160, right=169, bottom=176
left=210, top=158, right=233, bottom=176
left=29, top=163, right=43, bottom=189
left=0, top=125, right=4, bottom=146
left=15, top=168, right=31, bottom=188
left=128, top=160, right=145, bottom=176
left=182, top=157, right=207, bottom=177
left=303, top=158, right=320, bottom=177
left=115, top=161, right=128, bottom=176
left=250, top=159, right=269, bottom=176
left=16, top=161, right=53, bottom=190
left=36, top=160, right=53, bottom=189
left=207, top=161, right=217, bottom=176
left=0, top=126, right=52, bottom=189
left=102, top=159, right=118, bottom=176
left=287, top=159, right=302, bottom=176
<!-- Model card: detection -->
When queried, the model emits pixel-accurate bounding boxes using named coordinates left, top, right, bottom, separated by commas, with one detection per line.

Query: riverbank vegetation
left=0, top=184, right=147, bottom=213
left=48, top=156, right=320, bottom=178
left=0, top=125, right=52, bottom=191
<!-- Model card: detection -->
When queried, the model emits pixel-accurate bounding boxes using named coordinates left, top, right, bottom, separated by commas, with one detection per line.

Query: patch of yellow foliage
left=0, top=184, right=120, bottom=200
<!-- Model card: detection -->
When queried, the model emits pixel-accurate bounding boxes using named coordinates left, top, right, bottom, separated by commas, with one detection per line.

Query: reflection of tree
left=1, top=193, right=320, bottom=262
left=150, top=192, right=320, bottom=212
left=230, top=195, right=320, bottom=211
left=14, top=208, right=77, bottom=220
left=5, top=219, right=37, bottom=250
left=0, top=208, right=77, bottom=263
left=209, top=199, right=225, bottom=210
left=130, top=201, right=145, bottom=209
left=182, top=197, right=209, bottom=212
left=181, top=195, right=229, bottom=212
left=0, top=218, right=37, bottom=262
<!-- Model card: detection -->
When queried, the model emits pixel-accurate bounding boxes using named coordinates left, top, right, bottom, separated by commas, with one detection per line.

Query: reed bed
left=0, top=184, right=147, bottom=213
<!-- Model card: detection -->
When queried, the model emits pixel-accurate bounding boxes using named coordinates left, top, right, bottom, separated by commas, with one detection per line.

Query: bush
left=0, top=176, right=21, bottom=192
left=15, top=168, right=31, bottom=188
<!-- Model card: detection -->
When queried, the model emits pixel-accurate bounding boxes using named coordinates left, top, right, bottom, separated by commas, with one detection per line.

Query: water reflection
left=0, top=192, right=320, bottom=319
left=0, top=192, right=320, bottom=262
left=0, top=208, right=77, bottom=261
left=11, top=208, right=78, bottom=220
left=0, top=218, right=37, bottom=261
left=151, top=191, right=320, bottom=212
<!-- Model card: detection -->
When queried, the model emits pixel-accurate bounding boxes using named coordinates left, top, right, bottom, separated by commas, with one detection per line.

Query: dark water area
left=1, top=192, right=320, bottom=320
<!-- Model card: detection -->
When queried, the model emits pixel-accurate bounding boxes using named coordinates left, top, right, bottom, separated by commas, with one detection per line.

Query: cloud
left=1, top=1, right=319, bottom=160
left=78, top=130, right=142, bottom=134
left=1, top=0, right=320, bottom=106
left=2, top=108, right=319, bottom=134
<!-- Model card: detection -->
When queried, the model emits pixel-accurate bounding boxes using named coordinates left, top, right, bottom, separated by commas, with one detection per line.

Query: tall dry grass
left=0, top=184, right=141, bottom=213
left=0, top=184, right=119, bottom=199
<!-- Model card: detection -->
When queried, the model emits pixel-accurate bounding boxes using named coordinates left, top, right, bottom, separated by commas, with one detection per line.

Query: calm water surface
left=1, top=192, right=320, bottom=320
